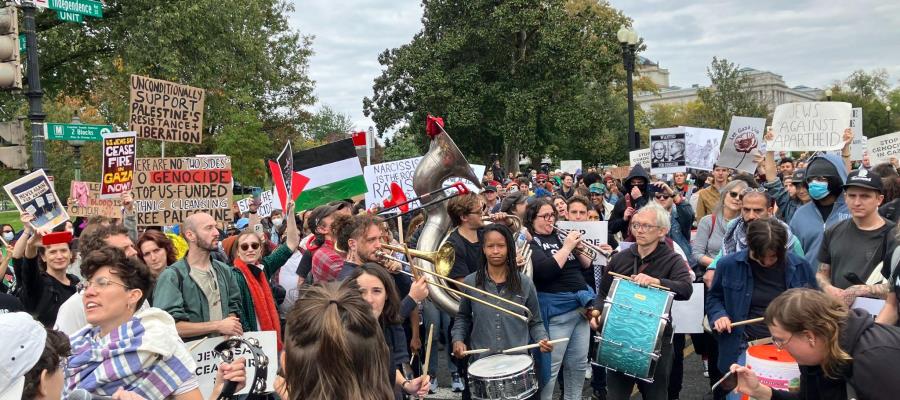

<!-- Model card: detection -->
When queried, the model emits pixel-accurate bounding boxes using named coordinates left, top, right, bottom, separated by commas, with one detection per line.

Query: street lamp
left=618, top=25, right=639, bottom=151
left=825, top=89, right=832, bottom=101
left=67, top=116, right=84, bottom=181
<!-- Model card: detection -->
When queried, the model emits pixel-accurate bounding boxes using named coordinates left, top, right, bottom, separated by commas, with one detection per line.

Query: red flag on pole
left=351, top=131, right=367, bottom=147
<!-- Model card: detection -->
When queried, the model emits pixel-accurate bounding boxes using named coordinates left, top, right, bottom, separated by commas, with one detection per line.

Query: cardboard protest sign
left=716, top=117, right=767, bottom=173
left=257, top=190, right=276, bottom=218
left=671, top=283, right=705, bottom=333
left=608, top=165, right=631, bottom=180
left=68, top=181, right=124, bottom=219
left=363, top=156, right=485, bottom=211
left=768, top=102, right=852, bottom=151
left=4, top=169, right=69, bottom=230
left=100, top=131, right=136, bottom=199
left=132, top=156, right=233, bottom=226
left=649, top=127, right=687, bottom=174
left=236, top=197, right=251, bottom=215
left=850, top=108, right=865, bottom=160
left=556, top=220, right=608, bottom=265
left=560, top=160, right=582, bottom=175
left=129, top=75, right=206, bottom=144
left=865, top=131, right=900, bottom=166
left=684, top=127, right=722, bottom=171
left=185, top=331, right=277, bottom=399
left=628, top=149, right=650, bottom=170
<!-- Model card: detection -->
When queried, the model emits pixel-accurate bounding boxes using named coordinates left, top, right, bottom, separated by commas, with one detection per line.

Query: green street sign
left=48, top=0, right=102, bottom=18
left=18, top=34, right=25, bottom=52
left=56, top=11, right=84, bottom=23
left=44, top=123, right=114, bottom=141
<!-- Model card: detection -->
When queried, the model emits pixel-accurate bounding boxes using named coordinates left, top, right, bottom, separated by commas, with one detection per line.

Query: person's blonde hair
left=764, top=288, right=852, bottom=378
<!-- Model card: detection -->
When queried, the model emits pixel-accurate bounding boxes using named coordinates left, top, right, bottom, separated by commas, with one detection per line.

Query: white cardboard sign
left=768, top=102, right=852, bottom=151
left=865, top=131, right=900, bottom=166
left=629, top=148, right=651, bottom=170
left=186, top=331, right=278, bottom=399
left=363, top=156, right=484, bottom=212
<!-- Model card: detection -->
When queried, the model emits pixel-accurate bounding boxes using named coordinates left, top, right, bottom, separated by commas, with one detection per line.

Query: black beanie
left=805, top=158, right=844, bottom=195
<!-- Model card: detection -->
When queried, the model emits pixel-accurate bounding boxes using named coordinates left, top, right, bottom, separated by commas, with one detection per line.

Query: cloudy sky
left=287, top=0, right=900, bottom=133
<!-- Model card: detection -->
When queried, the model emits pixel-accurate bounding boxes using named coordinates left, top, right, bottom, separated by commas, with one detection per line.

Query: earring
left=808, top=339, right=815, bottom=346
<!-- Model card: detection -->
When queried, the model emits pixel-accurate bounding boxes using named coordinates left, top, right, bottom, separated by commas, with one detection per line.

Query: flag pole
left=365, top=129, right=371, bottom=166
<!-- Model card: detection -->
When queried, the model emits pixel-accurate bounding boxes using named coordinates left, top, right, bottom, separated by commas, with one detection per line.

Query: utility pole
left=23, top=1, right=47, bottom=171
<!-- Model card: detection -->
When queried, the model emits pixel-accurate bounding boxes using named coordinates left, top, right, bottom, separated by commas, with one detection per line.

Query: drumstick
left=461, top=348, right=490, bottom=356
left=502, top=338, right=569, bottom=354
left=748, top=336, right=773, bottom=346
left=422, top=324, right=434, bottom=375
left=731, top=317, right=765, bottom=327
left=608, top=271, right=670, bottom=291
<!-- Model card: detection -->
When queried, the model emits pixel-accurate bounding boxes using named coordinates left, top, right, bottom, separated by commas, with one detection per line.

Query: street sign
left=56, top=10, right=83, bottom=23
left=48, top=0, right=102, bottom=18
left=18, top=34, right=24, bottom=52
left=44, top=123, right=114, bottom=141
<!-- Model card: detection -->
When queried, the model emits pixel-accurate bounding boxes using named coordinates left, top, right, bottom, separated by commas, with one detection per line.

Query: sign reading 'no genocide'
left=129, top=75, right=206, bottom=144
left=132, top=156, right=233, bottom=226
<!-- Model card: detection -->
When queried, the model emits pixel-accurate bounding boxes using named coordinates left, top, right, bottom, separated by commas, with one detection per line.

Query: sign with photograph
left=649, top=127, right=686, bottom=174
left=684, top=127, right=723, bottom=171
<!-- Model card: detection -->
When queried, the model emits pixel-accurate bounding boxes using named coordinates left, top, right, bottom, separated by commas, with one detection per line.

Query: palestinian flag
left=293, top=138, right=367, bottom=211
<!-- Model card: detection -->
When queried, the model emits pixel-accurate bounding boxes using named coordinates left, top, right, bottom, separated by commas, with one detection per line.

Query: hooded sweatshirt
left=788, top=154, right=851, bottom=267
left=609, top=164, right=651, bottom=236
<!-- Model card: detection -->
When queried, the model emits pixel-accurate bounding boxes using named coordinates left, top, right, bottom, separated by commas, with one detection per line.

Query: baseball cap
left=588, top=183, right=607, bottom=195
left=791, top=169, right=806, bottom=183
left=234, top=218, right=250, bottom=230
left=0, top=312, right=47, bottom=400
left=483, top=185, right=497, bottom=193
left=843, top=168, right=882, bottom=192
left=307, top=203, right=342, bottom=232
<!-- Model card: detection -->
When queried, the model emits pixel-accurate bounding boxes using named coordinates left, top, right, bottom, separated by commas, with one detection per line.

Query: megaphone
left=382, top=182, right=410, bottom=213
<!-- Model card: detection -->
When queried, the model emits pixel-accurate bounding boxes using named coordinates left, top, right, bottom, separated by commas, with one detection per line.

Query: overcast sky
left=287, top=0, right=900, bottom=133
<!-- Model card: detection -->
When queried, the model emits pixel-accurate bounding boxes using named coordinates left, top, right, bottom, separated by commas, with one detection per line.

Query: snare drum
left=467, top=354, right=537, bottom=400
left=594, top=277, right=674, bottom=382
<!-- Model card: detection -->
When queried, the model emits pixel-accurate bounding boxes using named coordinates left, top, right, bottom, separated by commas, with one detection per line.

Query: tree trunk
left=503, top=141, right=519, bottom=176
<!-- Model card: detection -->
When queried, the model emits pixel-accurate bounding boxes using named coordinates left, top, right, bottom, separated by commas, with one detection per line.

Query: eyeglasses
left=240, top=242, right=261, bottom=251
left=630, top=223, right=659, bottom=232
left=654, top=194, right=672, bottom=200
left=1, top=230, right=12, bottom=234
left=537, top=180, right=546, bottom=184
left=536, top=213, right=556, bottom=221
left=772, top=333, right=794, bottom=350
left=727, top=191, right=741, bottom=199
left=79, top=276, right=130, bottom=292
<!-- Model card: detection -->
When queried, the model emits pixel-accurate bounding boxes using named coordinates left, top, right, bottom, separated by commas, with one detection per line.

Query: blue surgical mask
left=808, top=181, right=830, bottom=200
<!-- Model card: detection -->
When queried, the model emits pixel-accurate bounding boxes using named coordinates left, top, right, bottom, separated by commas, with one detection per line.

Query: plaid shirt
left=311, top=241, right=344, bottom=282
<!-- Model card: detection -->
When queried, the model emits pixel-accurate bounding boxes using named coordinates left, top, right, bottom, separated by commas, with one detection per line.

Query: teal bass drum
left=594, top=278, right=674, bottom=382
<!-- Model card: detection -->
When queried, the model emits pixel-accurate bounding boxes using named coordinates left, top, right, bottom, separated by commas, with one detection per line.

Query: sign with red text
left=100, top=131, right=136, bottom=199
left=132, top=156, right=233, bottom=226
left=768, top=102, right=852, bottom=151
left=129, top=75, right=206, bottom=144
left=69, top=181, right=123, bottom=218
left=185, top=331, right=277, bottom=399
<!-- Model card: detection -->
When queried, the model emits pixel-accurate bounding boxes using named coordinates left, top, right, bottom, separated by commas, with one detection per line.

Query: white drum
left=467, top=354, right=537, bottom=400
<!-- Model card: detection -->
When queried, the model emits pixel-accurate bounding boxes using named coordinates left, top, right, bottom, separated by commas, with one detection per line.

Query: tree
left=382, top=128, right=423, bottom=162
left=695, top=57, right=769, bottom=130
left=303, top=105, right=354, bottom=141
left=827, top=69, right=899, bottom=137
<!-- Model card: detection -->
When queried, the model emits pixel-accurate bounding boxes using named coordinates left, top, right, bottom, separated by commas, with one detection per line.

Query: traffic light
left=0, top=120, right=27, bottom=169
left=0, top=6, right=21, bottom=90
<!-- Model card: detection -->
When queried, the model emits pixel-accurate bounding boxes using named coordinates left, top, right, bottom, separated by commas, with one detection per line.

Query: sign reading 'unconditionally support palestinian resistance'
left=129, top=75, right=206, bottom=144
left=132, top=156, right=232, bottom=226
left=768, top=102, right=852, bottom=151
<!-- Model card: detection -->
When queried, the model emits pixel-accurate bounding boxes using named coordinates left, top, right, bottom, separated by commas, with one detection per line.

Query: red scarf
left=233, top=259, right=283, bottom=350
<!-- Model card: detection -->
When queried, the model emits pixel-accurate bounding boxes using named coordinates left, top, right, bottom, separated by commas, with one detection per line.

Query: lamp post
left=618, top=25, right=639, bottom=151
left=888, top=105, right=893, bottom=133
left=825, top=89, right=832, bottom=101
left=68, top=116, right=84, bottom=181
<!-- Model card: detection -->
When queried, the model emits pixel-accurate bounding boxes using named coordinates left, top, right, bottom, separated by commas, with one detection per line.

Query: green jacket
left=230, top=244, right=294, bottom=331
left=152, top=255, right=244, bottom=341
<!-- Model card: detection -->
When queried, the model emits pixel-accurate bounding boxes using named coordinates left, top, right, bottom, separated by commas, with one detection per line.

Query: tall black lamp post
left=618, top=25, right=639, bottom=150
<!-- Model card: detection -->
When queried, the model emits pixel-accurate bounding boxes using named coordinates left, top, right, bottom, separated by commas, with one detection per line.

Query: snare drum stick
left=748, top=336, right=773, bottom=346
left=731, top=317, right=765, bottom=327
left=608, top=271, right=670, bottom=291
left=502, top=338, right=569, bottom=354
left=422, top=324, right=434, bottom=375
left=461, top=348, right=490, bottom=356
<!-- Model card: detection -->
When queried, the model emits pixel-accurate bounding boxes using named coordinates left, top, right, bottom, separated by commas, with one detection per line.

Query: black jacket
left=598, top=242, right=693, bottom=303
left=609, top=164, right=651, bottom=236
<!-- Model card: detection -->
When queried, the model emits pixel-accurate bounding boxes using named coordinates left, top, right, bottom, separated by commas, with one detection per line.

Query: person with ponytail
left=729, top=288, right=900, bottom=400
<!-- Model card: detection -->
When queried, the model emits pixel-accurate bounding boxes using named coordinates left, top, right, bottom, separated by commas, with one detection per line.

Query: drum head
left=468, top=354, right=533, bottom=377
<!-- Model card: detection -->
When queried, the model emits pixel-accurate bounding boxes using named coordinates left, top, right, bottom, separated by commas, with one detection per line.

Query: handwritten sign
left=628, top=149, right=650, bottom=170
left=69, top=181, right=123, bottom=219
left=671, top=283, right=704, bottom=333
left=129, top=75, right=206, bottom=144
left=560, top=160, right=582, bottom=175
left=185, top=331, right=277, bottom=399
left=556, top=220, right=608, bottom=264
left=100, top=131, right=136, bottom=199
left=850, top=108, right=865, bottom=160
left=768, top=102, right=852, bottom=151
left=363, top=156, right=485, bottom=211
left=865, top=131, right=900, bottom=166
left=649, top=127, right=687, bottom=174
left=717, top=117, right=767, bottom=173
left=132, top=156, right=233, bottom=226
left=4, top=169, right=69, bottom=231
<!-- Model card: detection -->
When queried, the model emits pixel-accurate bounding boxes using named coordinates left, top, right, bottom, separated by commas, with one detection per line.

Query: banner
left=716, top=117, right=767, bottom=173
left=100, top=131, right=137, bottom=199
left=185, top=331, right=277, bottom=399
left=555, top=220, right=608, bottom=264
left=850, top=107, right=865, bottom=160
left=3, top=169, right=69, bottom=231
left=628, top=149, right=650, bottom=170
left=684, top=126, right=723, bottom=171
left=560, top=160, right=582, bottom=175
left=363, top=156, right=485, bottom=211
left=768, top=101, right=852, bottom=151
left=129, top=75, right=206, bottom=144
left=132, top=156, right=233, bottom=226
left=68, top=181, right=123, bottom=219
left=649, top=127, right=686, bottom=174
left=865, top=131, right=900, bottom=166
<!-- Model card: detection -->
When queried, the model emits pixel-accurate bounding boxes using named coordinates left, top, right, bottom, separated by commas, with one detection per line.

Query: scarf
left=722, top=217, right=796, bottom=257
left=65, top=308, right=196, bottom=399
left=234, top=258, right=283, bottom=350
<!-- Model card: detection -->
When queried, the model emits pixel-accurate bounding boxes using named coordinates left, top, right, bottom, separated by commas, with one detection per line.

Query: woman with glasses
left=67, top=247, right=246, bottom=399
left=696, top=180, right=748, bottom=288
left=525, top=198, right=593, bottom=400
left=706, top=218, right=816, bottom=400
left=228, top=200, right=300, bottom=351
left=730, top=288, right=900, bottom=400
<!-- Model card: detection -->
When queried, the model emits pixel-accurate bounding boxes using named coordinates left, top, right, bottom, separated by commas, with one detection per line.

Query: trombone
left=377, top=243, right=532, bottom=322
left=556, top=227, right=606, bottom=260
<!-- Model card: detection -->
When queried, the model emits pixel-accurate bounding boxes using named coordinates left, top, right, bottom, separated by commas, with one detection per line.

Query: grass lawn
left=0, top=211, right=23, bottom=231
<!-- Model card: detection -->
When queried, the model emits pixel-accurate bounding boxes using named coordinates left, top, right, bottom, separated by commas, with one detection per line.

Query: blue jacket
left=706, top=250, right=817, bottom=374
left=788, top=154, right=851, bottom=267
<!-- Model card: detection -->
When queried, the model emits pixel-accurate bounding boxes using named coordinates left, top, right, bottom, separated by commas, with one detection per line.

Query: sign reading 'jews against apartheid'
left=717, top=116, right=767, bottom=174
left=129, top=75, right=206, bottom=144
left=865, top=131, right=900, bottom=166
left=649, top=127, right=687, bottom=174
left=100, top=131, right=136, bottom=199
left=69, top=181, right=123, bottom=219
left=132, top=156, right=233, bottom=226
left=768, top=102, right=852, bottom=151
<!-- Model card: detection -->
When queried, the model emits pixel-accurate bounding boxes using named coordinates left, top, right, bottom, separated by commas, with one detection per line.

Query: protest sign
left=364, top=156, right=485, bottom=211
left=628, top=149, right=650, bottom=170
left=236, top=197, right=251, bottom=215
left=560, top=160, right=582, bottom=175
left=684, top=127, right=722, bottom=171
left=716, top=117, right=767, bottom=173
left=4, top=169, right=69, bottom=230
left=100, top=131, right=136, bottom=199
left=257, top=190, right=276, bottom=217
left=129, top=75, right=206, bottom=144
left=865, top=131, right=900, bottom=166
left=850, top=108, right=865, bottom=160
left=649, top=127, right=687, bottom=174
left=671, top=283, right=705, bottom=333
left=186, top=331, right=277, bottom=399
left=132, top=156, right=233, bottom=226
left=556, top=220, right=608, bottom=264
left=768, top=102, right=852, bottom=151
left=68, top=181, right=123, bottom=219
left=608, top=165, right=631, bottom=180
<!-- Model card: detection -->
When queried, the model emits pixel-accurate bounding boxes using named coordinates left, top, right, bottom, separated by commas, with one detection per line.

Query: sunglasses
left=727, top=191, right=741, bottom=199
left=654, top=194, right=672, bottom=200
left=240, top=242, right=261, bottom=251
